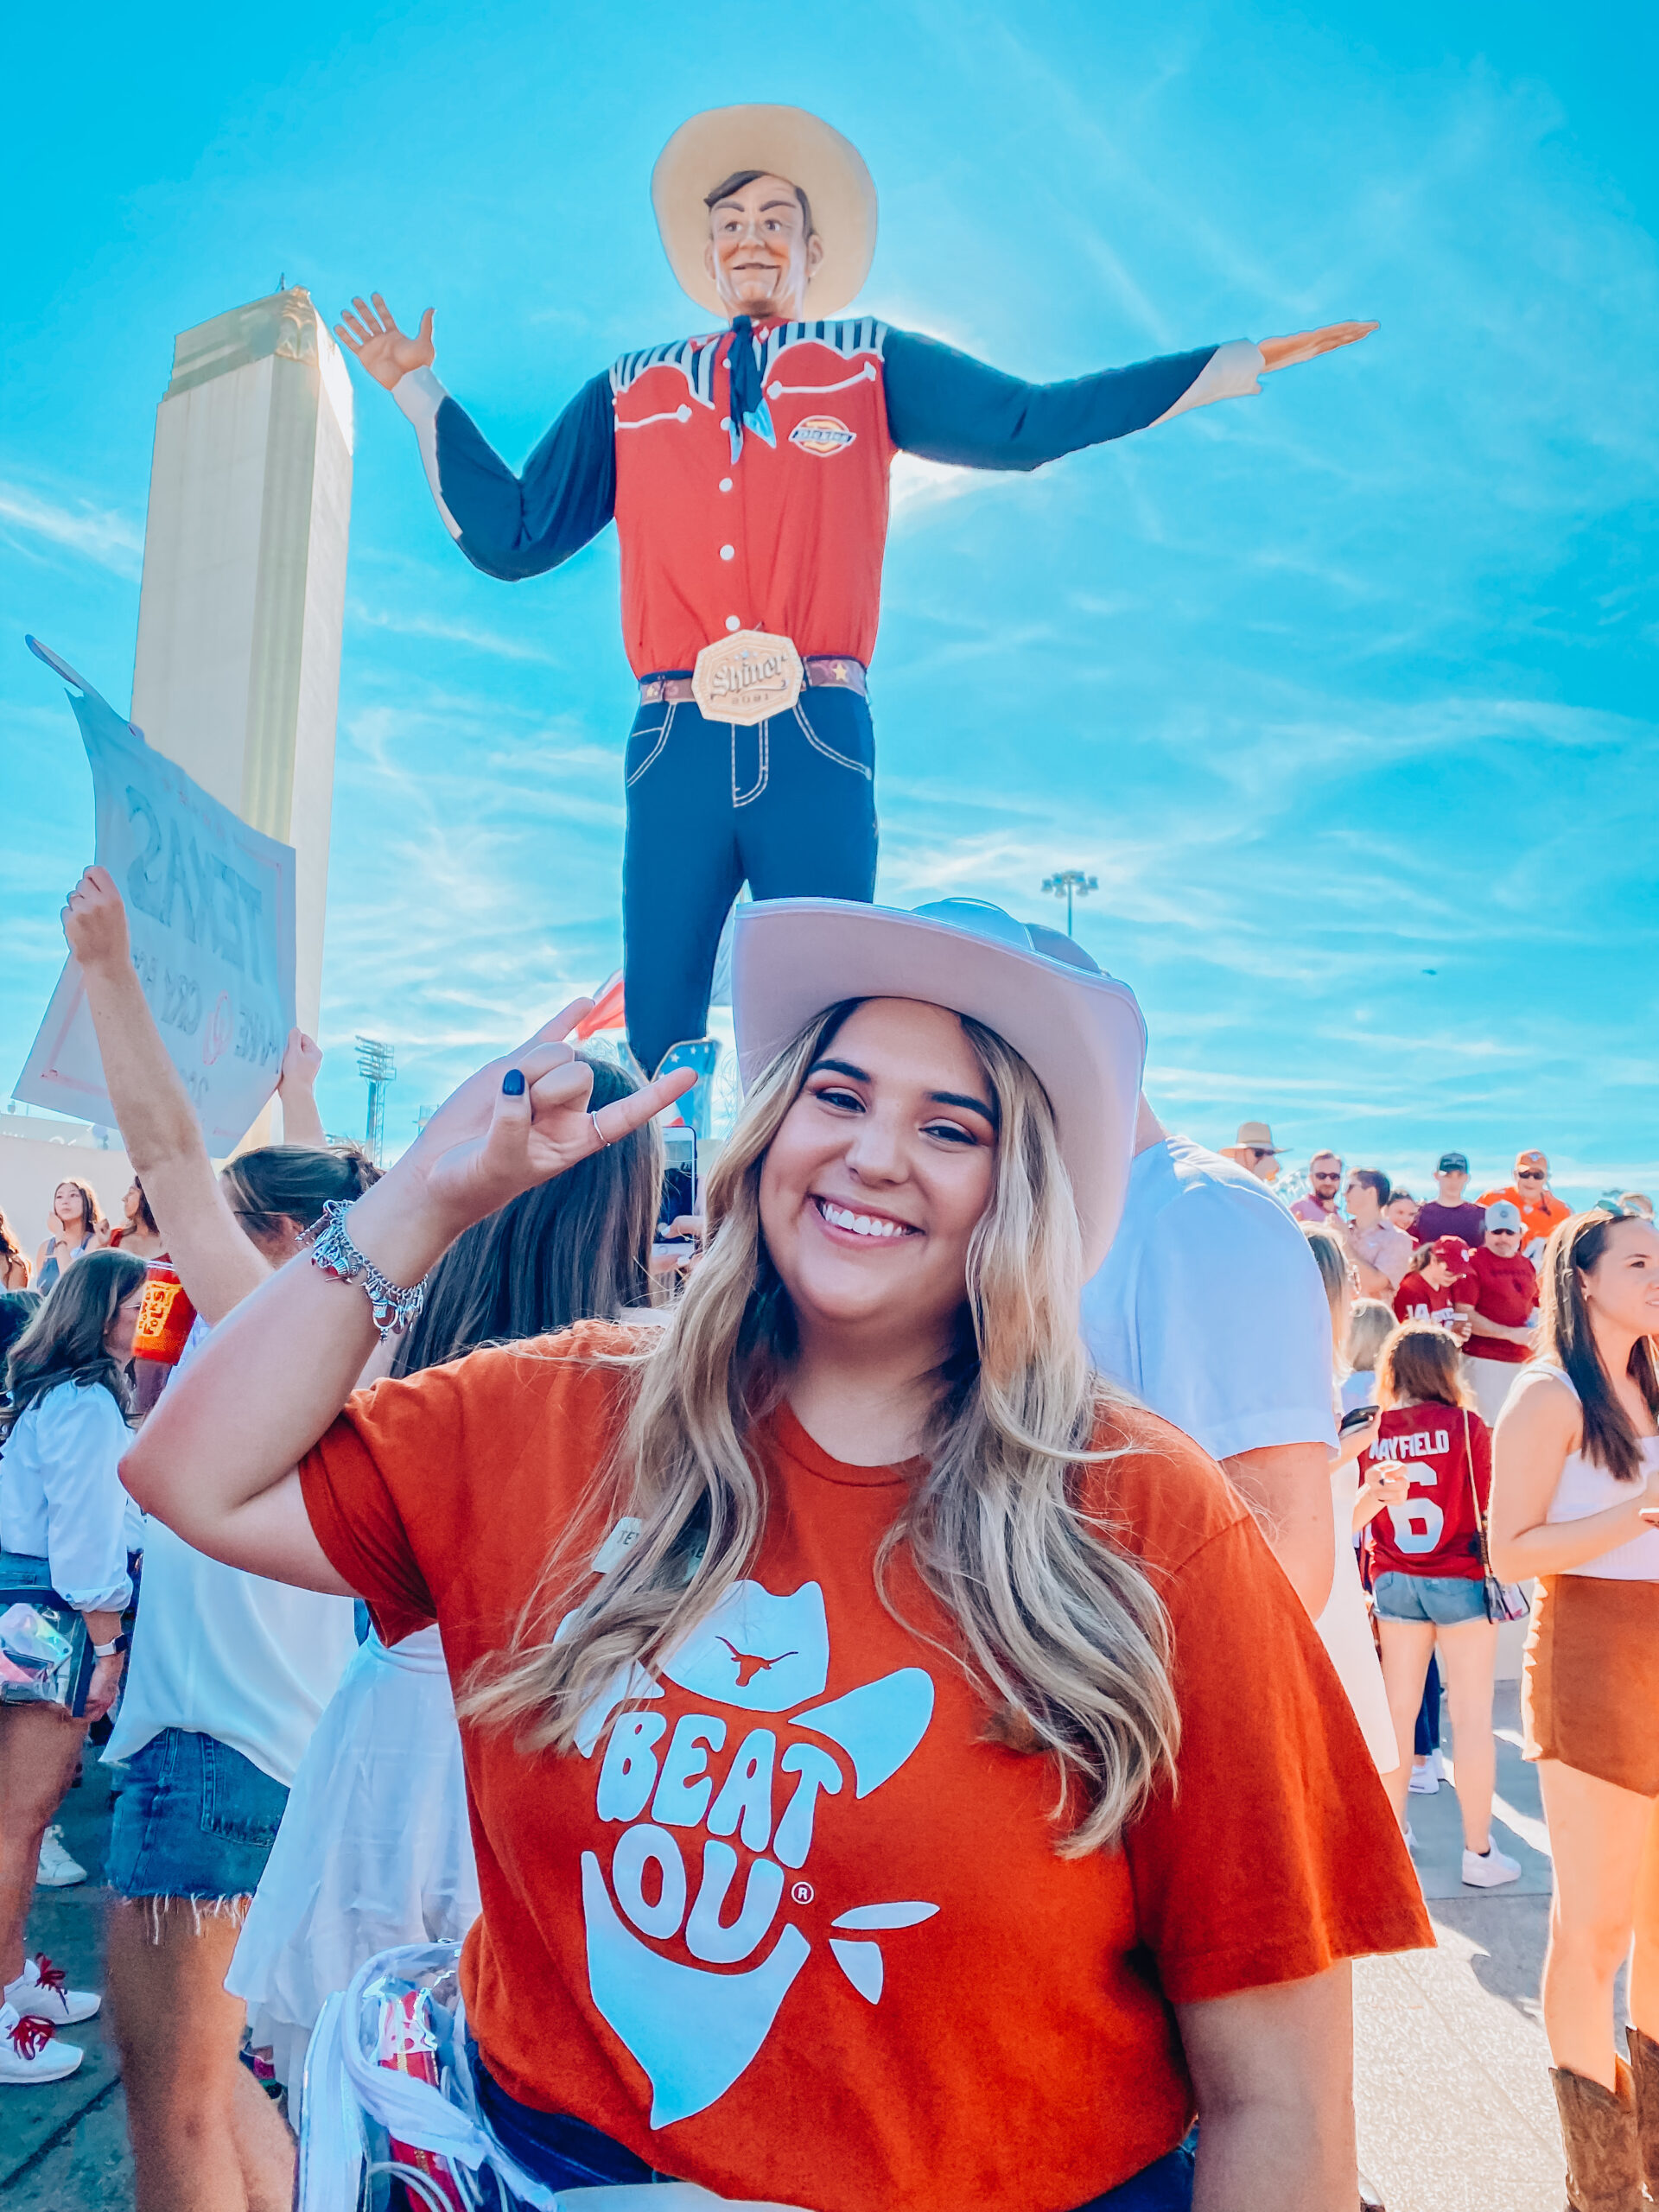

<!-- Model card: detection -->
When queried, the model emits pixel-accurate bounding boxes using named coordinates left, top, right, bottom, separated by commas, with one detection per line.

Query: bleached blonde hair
left=461, top=1002, right=1178, bottom=1854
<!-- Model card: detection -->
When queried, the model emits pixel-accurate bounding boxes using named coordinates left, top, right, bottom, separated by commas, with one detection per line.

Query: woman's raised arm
left=63, top=868, right=268, bottom=1325
left=122, top=1014, right=693, bottom=1590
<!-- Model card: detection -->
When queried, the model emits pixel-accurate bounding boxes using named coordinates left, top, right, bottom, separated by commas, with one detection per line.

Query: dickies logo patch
left=789, top=414, right=856, bottom=457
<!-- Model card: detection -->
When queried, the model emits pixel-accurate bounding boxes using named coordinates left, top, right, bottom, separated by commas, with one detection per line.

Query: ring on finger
left=589, top=1110, right=612, bottom=1150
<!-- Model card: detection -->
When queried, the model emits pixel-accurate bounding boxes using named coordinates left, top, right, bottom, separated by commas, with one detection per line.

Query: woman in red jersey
left=1357, top=1321, right=1518, bottom=1889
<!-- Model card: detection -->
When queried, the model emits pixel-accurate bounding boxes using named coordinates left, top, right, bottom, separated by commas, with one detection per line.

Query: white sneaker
left=35, top=1824, right=86, bottom=1888
left=0, top=2001, right=83, bottom=2085
left=1404, top=1824, right=1417, bottom=1850
left=1463, top=1844, right=1522, bottom=1888
left=1408, top=1752, right=1442, bottom=1796
left=3, top=1955, right=99, bottom=2025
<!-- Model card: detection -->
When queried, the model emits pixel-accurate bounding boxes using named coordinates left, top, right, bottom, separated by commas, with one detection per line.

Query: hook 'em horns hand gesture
left=404, top=1003, right=696, bottom=1241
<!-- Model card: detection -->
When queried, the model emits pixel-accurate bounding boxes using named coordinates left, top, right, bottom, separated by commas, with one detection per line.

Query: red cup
left=131, top=1262, right=196, bottom=1367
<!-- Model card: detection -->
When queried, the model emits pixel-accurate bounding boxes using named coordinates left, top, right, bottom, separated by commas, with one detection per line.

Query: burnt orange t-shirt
left=299, top=1320, right=1428, bottom=2212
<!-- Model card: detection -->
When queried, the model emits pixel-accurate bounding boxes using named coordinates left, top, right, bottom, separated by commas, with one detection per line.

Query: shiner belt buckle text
left=690, top=629, right=804, bottom=726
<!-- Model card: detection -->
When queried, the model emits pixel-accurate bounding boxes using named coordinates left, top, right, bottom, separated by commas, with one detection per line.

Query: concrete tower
left=130, top=287, right=353, bottom=1039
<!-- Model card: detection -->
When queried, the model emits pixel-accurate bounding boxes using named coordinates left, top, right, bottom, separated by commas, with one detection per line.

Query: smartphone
left=658, top=1128, right=697, bottom=1240
left=1338, top=1405, right=1378, bottom=1434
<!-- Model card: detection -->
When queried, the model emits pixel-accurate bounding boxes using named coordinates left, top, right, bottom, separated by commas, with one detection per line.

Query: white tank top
left=1523, top=1362, right=1659, bottom=1581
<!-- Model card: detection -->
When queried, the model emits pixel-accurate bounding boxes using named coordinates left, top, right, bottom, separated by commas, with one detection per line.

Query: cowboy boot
left=1625, top=2026, right=1659, bottom=2196
left=1550, top=2059, right=1643, bottom=2210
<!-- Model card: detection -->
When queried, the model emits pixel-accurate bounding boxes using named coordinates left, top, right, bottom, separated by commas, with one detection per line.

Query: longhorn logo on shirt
left=789, top=414, right=856, bottom=456
left=569, top=1579, right=937, bottom=2126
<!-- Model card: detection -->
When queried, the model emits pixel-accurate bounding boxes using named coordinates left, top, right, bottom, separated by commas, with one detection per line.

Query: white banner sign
left=14, top=638, right=296, bottom=1152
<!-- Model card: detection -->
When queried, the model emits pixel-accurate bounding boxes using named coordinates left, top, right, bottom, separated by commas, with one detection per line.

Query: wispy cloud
left=0, top=481, right=143, bottom=576
left=349, top=601, right=562, bottom=664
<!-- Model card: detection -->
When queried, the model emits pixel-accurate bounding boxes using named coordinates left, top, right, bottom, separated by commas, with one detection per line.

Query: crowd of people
left=0, top=880, right=1654, bottom=2212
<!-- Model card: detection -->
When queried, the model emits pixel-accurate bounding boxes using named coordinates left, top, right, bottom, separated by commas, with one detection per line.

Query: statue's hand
left=1258, top=321, right=1378, bottom=373
left=334, top=294, right=435, bottom=391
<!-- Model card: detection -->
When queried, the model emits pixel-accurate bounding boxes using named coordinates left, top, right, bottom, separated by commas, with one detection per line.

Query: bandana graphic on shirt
left=569, top=1578, right=936, bottom=2125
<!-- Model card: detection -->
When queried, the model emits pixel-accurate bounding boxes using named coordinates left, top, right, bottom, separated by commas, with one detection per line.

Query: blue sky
left=3, top=1, right=1656, bottom=1202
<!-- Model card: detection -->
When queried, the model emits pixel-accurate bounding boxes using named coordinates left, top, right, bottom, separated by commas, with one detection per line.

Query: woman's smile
left=810, top=1194, right=920, bottom=1244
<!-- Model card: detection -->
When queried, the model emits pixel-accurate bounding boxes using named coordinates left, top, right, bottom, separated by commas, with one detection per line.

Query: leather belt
left=640, top=656, right=868, bottom=707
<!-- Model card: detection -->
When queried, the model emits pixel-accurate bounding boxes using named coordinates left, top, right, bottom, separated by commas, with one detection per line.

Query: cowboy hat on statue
left=333, top=103, right=1376, bottom=1083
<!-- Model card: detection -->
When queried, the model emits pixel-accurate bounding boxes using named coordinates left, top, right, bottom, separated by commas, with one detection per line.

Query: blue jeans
left=105, top=1726, right=288, bottom=1901
left=621, top=682, right=877, bottom=1075
left=1372, top=1571, right=1489, bottom=1626
left=474, top=2048, right=1194, bottom=2207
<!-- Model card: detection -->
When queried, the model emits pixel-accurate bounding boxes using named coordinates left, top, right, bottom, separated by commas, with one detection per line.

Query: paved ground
left=5, top=1687, right=1585, bottom=2209
left=1351, top=1681, right=1611, bottom=2211
left=3, top=1749, right=134, bottom=2209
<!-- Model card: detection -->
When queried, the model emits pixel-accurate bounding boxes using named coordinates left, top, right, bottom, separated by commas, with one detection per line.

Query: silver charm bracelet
left=302, top=1199, right=428, bottom=1340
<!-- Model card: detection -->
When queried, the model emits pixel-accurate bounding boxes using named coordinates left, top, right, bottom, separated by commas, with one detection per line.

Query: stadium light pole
left=354, top=1035, right=397, bottom=1163
left=1041, top=869, right=1098, bottom=937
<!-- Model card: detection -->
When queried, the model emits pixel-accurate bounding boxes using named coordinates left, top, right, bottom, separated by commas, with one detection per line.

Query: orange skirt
left=1522, top=1573, right=1659, bottom=1796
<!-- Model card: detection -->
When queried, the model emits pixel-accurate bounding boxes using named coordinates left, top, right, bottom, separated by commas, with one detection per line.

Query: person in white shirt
left=0, top=1249, right=145, bottom=2085
left=1080, top=1097, right=1338, bottom=1615
left=1067, top=952, right=1396, bottom=1774
left=226, top=1051, right=663, bottom=2112
left=60, top=866, right=363, bottom=2209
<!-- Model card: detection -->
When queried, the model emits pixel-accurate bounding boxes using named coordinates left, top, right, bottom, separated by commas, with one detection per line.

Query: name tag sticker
left=592, top=1517, right=645, bottom=1574
left=692, top=629, right=804, bottom=726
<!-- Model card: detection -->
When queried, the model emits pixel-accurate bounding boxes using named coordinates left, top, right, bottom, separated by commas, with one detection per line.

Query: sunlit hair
left=1344, top=1299, right=1395, bottom=1377
left=219, top=1142, right=379, bottom=1248
left=461, top=1002, right=1178, bottom=1856
left=1539, top=1211, right=1659, bottom=1483
left=5, top=1248, right=147, bottom=1417
left=0, top=1208, right=25, bottom=1274
left=1376, top=1319, right=1469, bottom=1413
left=1305, top=1225, right=1351, bottom=1353
left=50, top=1178, right=105, bottom=1238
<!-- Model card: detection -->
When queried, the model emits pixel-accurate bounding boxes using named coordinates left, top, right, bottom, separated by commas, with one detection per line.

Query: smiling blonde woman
left=124, top=898, right=1427, bottom=2212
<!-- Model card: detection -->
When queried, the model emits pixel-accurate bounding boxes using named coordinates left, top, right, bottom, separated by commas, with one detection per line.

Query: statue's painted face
left=703, top=173, right=824, bottom=321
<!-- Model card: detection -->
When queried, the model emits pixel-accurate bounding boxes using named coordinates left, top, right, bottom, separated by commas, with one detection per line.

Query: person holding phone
left=1353, top=1322, right=1518, bottom=1888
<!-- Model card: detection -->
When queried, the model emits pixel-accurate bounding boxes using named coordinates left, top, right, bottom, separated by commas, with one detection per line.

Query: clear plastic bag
left=0, top=1599, right=86, bottom=1708
left=297, top=1942, right=554, bottom=2212
left=295, top=1941, right=805, bottom=2211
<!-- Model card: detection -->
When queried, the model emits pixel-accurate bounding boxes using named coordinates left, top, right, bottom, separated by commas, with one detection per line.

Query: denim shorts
left=105, top=1726, right=289, bottom=1901
left=1372, top=1571, right=1490, bottom=1626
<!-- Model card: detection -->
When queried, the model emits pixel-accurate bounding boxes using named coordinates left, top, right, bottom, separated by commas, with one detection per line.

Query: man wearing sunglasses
left=1480, top=1148, right=1572, bottom=1257
left=1290, top=1150, right=1344, bottom=1226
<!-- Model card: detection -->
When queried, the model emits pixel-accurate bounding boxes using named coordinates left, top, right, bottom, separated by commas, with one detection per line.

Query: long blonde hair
left=461, top=1003, right=1179, bottom=1855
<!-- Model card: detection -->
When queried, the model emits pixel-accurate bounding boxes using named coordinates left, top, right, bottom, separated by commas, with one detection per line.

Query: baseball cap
left=1436, top=1151, right=1469, bottom=1174
left=1484, top=1200, right=1523, bottom=1231
left=1515, top=1149, right=1548, bottom=1173
left=1429, top=1236, right=1475, bottom=1269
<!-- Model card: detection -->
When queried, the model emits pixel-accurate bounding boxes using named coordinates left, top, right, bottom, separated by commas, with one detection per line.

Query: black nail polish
left=502, top=1069, right=526, bottom=1096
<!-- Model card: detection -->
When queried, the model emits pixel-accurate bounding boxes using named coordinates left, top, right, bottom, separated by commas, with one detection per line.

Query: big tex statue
left=338, top=105, right=1372, bottom=1076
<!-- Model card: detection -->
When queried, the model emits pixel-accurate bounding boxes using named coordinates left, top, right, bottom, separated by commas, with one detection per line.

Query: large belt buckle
left=691, top=629, right=804, bottom=726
